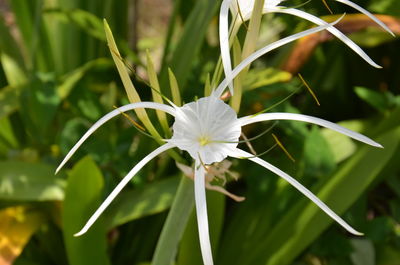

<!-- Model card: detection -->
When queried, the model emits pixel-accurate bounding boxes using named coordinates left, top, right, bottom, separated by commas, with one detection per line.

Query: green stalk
left=230, top=37, right=243, bottom=112
left=151, top=176, right=194, bottom=265
left=231, top=0, right=265, bottom=112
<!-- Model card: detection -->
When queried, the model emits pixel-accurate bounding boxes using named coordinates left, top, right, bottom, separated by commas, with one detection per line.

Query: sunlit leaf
left=0, top=206, right=45, bottom=265
left=244, top=68, right=292, bottom=91
left=0, top=161, right=65, bottom=201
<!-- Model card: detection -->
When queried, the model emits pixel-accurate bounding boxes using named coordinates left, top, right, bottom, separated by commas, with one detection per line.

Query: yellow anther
left=272, top=133, right=296, bottom=163
left=322, top=0, right=333, bottom=14
left=298, top=73, right=321, bottom=106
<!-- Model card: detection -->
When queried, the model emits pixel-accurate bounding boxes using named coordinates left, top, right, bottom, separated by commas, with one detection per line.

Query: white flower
left=220, top=0, right=395, bottom=94
left=170, top=96, right=241, bottom=164
left=56, top=21, right=382, bottom=265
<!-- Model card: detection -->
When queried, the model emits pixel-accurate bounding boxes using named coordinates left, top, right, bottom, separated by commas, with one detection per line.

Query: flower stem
left=151, top=176, right=194, bottom=265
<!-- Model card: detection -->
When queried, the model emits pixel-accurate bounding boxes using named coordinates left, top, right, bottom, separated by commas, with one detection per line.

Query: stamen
left=236, top=143, right=278, bottom=159
left=282, top=0, right=313, bottom=10
left=113, top=106, right=165, bottom=140
left=241, top=132, right=257, bottom=155
left=272, top=133, right=296, bottom=162
left=213, top=121, right=278, bottom=144
left=114, top=105, right=146, bottom=131
left=322, top=0, right=334, bottom=14
left=298, top=73, right=321, bottom=106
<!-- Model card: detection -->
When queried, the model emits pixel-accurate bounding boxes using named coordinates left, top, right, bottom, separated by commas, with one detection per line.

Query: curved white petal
left=74, top=142, right=175, bottom=236
left=230, top=148, right=363, bottom=236
left=194, top=159, right=214, bottom=265
left=220, top=0, right=234, bottom=94
left=239, top=112, right=382, bottom=148
left=213, top=17, right=343, bottom=97
left=56, top=102, right=176, bottom=174
left=334, top=0, right=395, bottom=36
left=269, top=8, right=382, bottom=68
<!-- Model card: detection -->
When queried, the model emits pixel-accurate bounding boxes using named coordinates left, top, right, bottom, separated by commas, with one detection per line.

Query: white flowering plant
left=1, top=0, right=399, bottom=265
left=54, top=1, right=398, bottom=265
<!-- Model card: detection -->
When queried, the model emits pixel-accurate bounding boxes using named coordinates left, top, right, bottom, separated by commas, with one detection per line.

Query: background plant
left=0, top=0, right=400, bottom=265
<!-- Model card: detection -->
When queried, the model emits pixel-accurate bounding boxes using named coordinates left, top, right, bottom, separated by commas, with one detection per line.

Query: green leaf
left=348, top=28, right=395, bottom=48
left=0, top=117, right=18, bottom=155
left=355, top=86, right=389, bottom=112
left=57, top=58, right=112, bottom=100
left=44, top=8, right=105, bottom=41
left=376, top=245, right=400, bottom=265
left=0, top=54, right=27, bottom=87
left=10, top=0, right=55, bottom=72
left=146, top=51, right=170, bottom=136
left=0, top=16, right=27, bottom=82
left=244, top=68, right=292, bottom=91
left=261, top=127, right=400, bottom=265
left=62, top=156, right=110, bottom=265
left=0, top=86, right=20, bottom=120
left=103, top=19, right=163, bottom=142
left=321, top=120, right=369, bottom=163
left=237, top=125, right=400, bottom=265
left=177, top=191, right=225, bottom=265
left=302, top=126, right=336, bottom=177
left=19, top=77, right=61, bottom=139
left=350, top=239, right=375, bottom=265
left=159, top=0, right=218, bottom=90
left=168, top=68, right=182, bottom=106
left=105, top=176, right=180, bottom=228
left=368, top=0, right=400, bottom=17
left=151, top=177, right=194, bottom=265
left=0, top=161, right=65, bottom=201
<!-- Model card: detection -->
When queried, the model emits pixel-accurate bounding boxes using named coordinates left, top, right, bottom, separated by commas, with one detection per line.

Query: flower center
left=170, top=96, right=241, bottom=165
left=198, top=135, right=212, bottom=146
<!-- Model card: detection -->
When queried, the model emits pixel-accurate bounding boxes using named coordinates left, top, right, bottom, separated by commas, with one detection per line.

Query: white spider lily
left=57, top=21, right=382, bottom=265
left=220, top=0, right=394, bottom=94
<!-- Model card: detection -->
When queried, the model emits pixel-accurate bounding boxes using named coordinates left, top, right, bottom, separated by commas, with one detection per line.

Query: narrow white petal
left=213, top=17, right=343, bottom=97
left=194, top=159, right=214, bottom=265
left=74, top=142, right=175, bottom=236
left=271, top=8, right=382, bottom=68
left=220, top=0, right=234, bottom=94
left=230, top=148, right=363, bottom=236
left=334, top=0, right=395, bottom=36
left=239, top=112, right=382, bottom=148
left=56, top=102, right=175, bottom=174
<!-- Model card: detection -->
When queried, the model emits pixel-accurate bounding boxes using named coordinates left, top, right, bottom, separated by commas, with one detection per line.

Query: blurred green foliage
left=0, top=0, right=400, bottom=264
